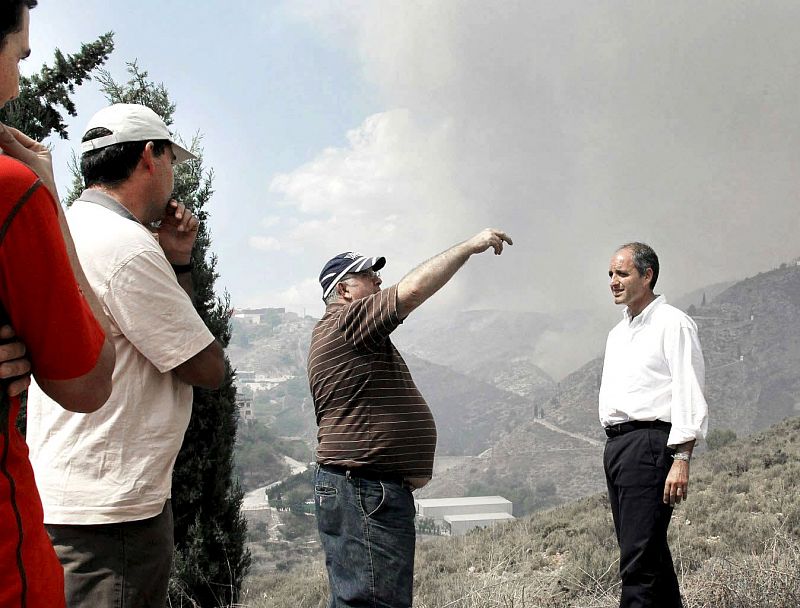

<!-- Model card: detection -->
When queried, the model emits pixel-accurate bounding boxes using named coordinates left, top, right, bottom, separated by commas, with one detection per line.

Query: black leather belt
left=319, top=463, right=405, bottom=485
left=605, top=420, right=671, bottom=438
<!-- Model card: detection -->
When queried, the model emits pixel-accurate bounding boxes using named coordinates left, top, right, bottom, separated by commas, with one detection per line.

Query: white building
left=235, top=394, right=255, bottom=423
left=415, top=496, right=514, bottom=536
left=232, top=307, right=286, bottom=325
left=445, top=512, right=516, bottom=536
left=237, top=370, right=256, bottom=383
left=234, top=312, right=263, bottom=325
left=416, top=496, right=512, bottom=519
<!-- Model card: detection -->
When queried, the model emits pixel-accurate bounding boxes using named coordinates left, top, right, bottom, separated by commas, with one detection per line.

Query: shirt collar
left=324, top=301, right=345, bottom=313
left=623, top=294, right=666, bottom=325
left=77, top=188, right=141, bottom=225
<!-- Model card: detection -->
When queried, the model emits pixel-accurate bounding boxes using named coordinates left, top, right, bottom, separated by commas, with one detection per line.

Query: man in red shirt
left=0, top=2, right=116, bottom=606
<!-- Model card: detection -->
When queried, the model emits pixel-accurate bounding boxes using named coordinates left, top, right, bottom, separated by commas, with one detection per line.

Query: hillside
left=536, top=264, right=800, bottom=442
left=404, top=352, right=553, bottom=456
left=228, top=311, right=316, bottom=378
left=228, top=313, right=556, bottom=457
left=230, top=265, right=800, bottom=517
left=699, top=265, right=800, bottom=435
left=242, top=416, right=800, bottom=608
left=416, top=265, right=800, bottom=513
left=234, top=264, right=800, bottom=605
left=671, top=279, right=737, bottom=312
left=392, top=308, right=611, bottom=381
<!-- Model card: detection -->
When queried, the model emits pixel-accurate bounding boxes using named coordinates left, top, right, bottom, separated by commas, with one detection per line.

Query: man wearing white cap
left=26, top=103, right=225, bottom=607
left=308, top=228, right=512, bottom=608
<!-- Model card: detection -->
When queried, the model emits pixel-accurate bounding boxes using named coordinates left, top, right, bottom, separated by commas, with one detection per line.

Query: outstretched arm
left=396, top=228, right=512, bottom=319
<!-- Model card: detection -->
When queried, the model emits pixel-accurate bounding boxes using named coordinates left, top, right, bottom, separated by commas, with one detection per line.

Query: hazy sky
left=28, top=1, right=800, bottom=319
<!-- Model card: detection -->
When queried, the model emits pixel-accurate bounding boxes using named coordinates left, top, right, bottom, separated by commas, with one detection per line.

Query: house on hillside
left=236, top=370, right=256, bottom=383
left=415, top=496, right=514, bottom=536
left=233, top=307, right=286, bottom=325
left=235, top=394, right=255, bottom=423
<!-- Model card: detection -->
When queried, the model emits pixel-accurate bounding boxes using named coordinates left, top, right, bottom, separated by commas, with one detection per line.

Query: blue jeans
left=315, top=465, right=416, bottom=608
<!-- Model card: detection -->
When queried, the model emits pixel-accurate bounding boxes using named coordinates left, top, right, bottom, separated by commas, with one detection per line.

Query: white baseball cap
left=80, top=103, right=196, bottom=164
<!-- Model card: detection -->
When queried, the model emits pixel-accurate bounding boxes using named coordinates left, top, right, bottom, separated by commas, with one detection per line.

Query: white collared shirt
left=599, top=295, right=709, bottom=447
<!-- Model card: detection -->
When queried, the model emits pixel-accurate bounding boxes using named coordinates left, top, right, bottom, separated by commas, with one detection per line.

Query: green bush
left=707, top=428, right=738, bottom=450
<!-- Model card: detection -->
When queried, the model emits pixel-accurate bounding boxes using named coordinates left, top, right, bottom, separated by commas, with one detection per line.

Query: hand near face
left=0, top=325, right=31, bottom=397
left=0, top=123, right=58, bottom=199
left=466, top=228, right=513, bottom=256
left=156, top=199, right=199, bottom=264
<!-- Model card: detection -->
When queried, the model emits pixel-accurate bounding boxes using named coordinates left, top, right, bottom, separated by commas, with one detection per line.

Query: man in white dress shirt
left=599, top=242, right=708, bottom=608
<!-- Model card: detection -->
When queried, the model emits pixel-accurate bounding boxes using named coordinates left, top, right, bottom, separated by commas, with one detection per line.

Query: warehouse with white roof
left=415, top=496, right=514, bottom=536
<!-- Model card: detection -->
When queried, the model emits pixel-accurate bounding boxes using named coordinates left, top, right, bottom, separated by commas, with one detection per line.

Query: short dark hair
left=80, top=127, right=170, bottom=188
left=0, top=1, right=36, bottom=50
left=619, top=242, right=659, bottom=290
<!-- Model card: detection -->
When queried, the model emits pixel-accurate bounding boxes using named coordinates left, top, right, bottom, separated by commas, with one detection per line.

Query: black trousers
left=604, top=428, right=682, bottom=608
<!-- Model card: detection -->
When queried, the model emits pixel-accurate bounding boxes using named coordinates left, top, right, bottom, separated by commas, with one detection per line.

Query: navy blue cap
left=319, top=252, right=386, bottom=300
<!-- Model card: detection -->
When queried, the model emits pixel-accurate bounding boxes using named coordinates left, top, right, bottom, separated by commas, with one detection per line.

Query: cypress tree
left=79, top=63, right=250, bottom=606
left=0, top=33, right=114, bottom=141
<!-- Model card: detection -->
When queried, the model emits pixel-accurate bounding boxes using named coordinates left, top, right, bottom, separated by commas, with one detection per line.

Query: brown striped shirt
left=307, top=285, right=437, bottom=478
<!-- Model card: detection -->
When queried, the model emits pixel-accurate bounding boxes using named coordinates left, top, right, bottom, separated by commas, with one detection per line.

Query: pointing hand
left=466, top=228, right=513, bottom=255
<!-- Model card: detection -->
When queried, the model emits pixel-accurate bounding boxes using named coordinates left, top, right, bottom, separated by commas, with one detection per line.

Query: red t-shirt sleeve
left=0, top=157, right=104, bottom=380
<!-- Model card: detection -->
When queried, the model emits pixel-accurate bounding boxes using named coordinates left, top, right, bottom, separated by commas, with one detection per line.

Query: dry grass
left=236, top=417, right=800, bottom=607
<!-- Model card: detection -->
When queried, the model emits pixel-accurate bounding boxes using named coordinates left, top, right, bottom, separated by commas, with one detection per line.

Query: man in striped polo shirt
left=308, top=228, right=512, bottom=608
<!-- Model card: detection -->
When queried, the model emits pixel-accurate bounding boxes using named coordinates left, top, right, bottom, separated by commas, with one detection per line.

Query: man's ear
left=337, top=281, right=350, bottom=302
left=140, top=141, right=157, bottom=174
left=643, top=267, right=654, bottom=288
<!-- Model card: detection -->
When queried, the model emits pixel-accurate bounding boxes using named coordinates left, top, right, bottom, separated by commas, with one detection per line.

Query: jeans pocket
left=315, top=484, right=337, bottom=500
left=359, top=481, right=387, bottom=519
left=315, top=483, right=341, bottom=535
